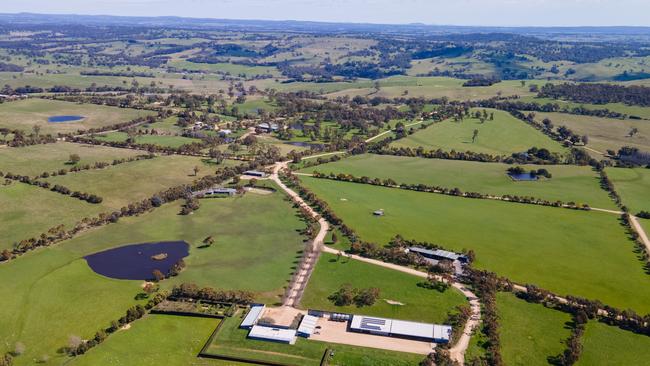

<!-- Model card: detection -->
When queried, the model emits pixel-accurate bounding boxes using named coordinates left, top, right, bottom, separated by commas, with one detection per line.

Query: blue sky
left=4, top=0, right=650, bottom=27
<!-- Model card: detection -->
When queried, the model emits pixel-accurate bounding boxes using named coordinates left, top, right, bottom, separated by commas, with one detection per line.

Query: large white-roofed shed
left=248, top=325, right=297, bottom=344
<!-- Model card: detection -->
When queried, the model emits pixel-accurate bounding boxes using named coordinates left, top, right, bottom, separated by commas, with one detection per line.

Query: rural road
left=270, top=162, right=480, bottom=364
left=630, top=215, right=650, bottom=253
left=270, top=161, right=330, bottom=307
left=364, top=120, right=425, bottom=143
left=301, top=151, right=342, bottom=161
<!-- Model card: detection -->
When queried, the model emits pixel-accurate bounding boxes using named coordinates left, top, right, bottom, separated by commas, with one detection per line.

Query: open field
left=576, top=322, right=650, bottom=365
left=0, top=142, right=142, bottom=177
left=44, top=155, right=222, bottom=209
left=0, top=182, right=106, bottom=251
left=272, top=76, right=536, bottom=99
left=93, top=131, right=200, bottom=148
left=0, top=188, right=306, bottom=364
left=168, top=60, right=282, bottom=77
left=520, top=96, right=650, bottom=120
left=533, top=112, right=650, bottom=153
left=300, top=252, right=466, bottom=323
left=293, top=76, right=541, bottom=100
left=204, top=314, right=424, bottom=366
left=496, top=292, right=571, bottom=365
left=407, top=56, right=497, bottom=77
left=142, top=116, right=185, bottom=134
left=233, top=97, right=278, bottom=115
left=392, top=109, right=565, bottom=155
left=298, top=177, right=650, bottom=312
left=605, top=167, right=650, bottom=214
left=301, top=154, right=616, bottom=209
left=0, top=72, right=185, bottom=91
left=70, top=315, right=222, bottom=366
left=0, top=98, right=155, bottom=134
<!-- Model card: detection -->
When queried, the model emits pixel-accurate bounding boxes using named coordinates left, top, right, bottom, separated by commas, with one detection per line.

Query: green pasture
left=70, top=315, right=221, bottom=366
left=496, top=292, right=571, bottom=366
left=168, top=60, right=281, bottom=77
left=44, top=155, right=220, bottom=209
left=0, top=182, right=106, bottom=251
left=392, top=108, right=565, bottom=156
left=301, top=154, right=616, bottom=209
left=533, top=112, right=650, bottom=154
left=520, top=96, right=650, bottom=120
left=605, top=167, right=650, bottom=214
left=233, top=97, right=278, bottom=115
left=0, top=142, right=141, bottom=177
left=0, top=187, right=306, bottom=364
left=0, top=98, right=154, bottom=134
left=576, top=321, right=650, bottom=365
left=275, top=76, right=538, bottom=101
left=300, top=252, right=466, bottom=323
left=93, top=131, right=200, bottom=148
left=298, top=177, right=650, bottom=312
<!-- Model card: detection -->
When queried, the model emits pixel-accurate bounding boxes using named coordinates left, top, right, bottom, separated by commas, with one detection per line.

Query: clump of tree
left=463, top=78, right=500, bottom=87
left=548, top=311, right=587, bottom=366
left=180, top=197, right=200, bottom=215
left=539, top=83, right=650, bottom=107
left=171, top=283, right=254, bottom=304
left=637, top=211, right=650, bottom=219
left=68, top=154, right=81, bottom=165
left=465, top=269, right=504, bottom=366
left=328, top=284, right=381, bottom=307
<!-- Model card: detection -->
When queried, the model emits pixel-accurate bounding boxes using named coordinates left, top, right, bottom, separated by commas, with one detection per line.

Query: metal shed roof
left=248, top=325, right=297, bottom=344
left=350, top=315, right=452, bottom=342
left=350, top=315, right=392, bottom=334
left=240, top=304, right=265, bottom=328
left=297, top=315, right=319, bottom=337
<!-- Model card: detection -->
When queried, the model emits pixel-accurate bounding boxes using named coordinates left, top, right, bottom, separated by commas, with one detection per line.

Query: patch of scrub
left=84, top=241, right=189, bottom=280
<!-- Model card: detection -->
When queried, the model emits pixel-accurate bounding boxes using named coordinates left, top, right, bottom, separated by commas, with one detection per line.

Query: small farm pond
left=508, top=173, right=539, bottom=181
left=48, top=115, right=85, bottom=123
left=84, top=241, right=189, bottom=280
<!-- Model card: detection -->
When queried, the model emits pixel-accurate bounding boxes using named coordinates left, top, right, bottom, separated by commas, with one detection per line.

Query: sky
left=3, top=0, right=650, bottom=27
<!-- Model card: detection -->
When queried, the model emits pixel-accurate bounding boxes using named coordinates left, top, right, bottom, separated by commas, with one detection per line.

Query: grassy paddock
left=298, top=177, right=650, bottom=312
left=576, top=321, right=650, bottom=365
left=0, top=98, right=154, bottom=134
left=605, top=167, right=650, bottom=214
left=311, top=76, right=539, bottom=100
left=300, top=252, right=466, bottom=323
left=93, top=131, right=200, bottom=148
left=0, top=182, right=106, bottom=251
left=0, top=142, right=142, bottom=177
left=300, top=154, right=616, bottom=209
left=0, top=188, right=306, bottom=364
left=44, top=155, right=221, bottom=209
left=520, top=96, right=650, bottom=120
left=392, top=108, right=565, bottom=155
left=533, top=112, right=650, bottom=153
left=496, top=292, right=571, bottom=365
left=70, top=315, right=221, bottom=366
